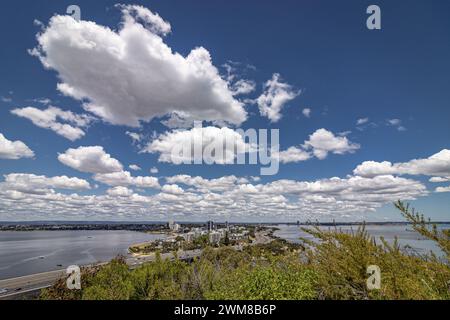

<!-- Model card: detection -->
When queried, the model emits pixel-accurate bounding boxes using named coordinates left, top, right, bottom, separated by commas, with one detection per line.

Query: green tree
left=82, top=257, right=134, bottom=300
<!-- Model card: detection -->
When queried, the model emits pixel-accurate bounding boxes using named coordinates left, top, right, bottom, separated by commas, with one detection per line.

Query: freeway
left=0, top=269, right=66, bottom=299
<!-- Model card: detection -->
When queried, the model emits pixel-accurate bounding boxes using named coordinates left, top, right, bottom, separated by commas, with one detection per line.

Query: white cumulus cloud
left=2, top=173, right=90, bottom=195
left=231, top=79, right=256, bottom=96
left=356, top=117, right=369, bottom=125
left=429, top=176, right=450, bottom=183
left=0, top=171, right=428, bottom=221
left=11, top=106, right=94, bottom=141
left=107, top=186, right=134, bottom=197
left=0, top=133, right=35, bottom=160
left=129, top=164, right=141, bottom=171
left=302, top=108, right=311, bottom=118
left=150, top=167, right=159, bottom=174
left=126, top=131, right=142, bottom=143
left=119, top=4, right=171, bottom=36
left=31, top=6, right=247, bottom=127
left=58, top=146, right=123, bottom=174
left=386, top=118, right=406, bottom=131
left=256, top=73, right=300, bottom=122
left=143, top=126, right=251, bottom=164
left=354, top=149, right=450, bottom=178
left=274, top=147, right=311, bottom=164
left=435, top=186, right=450, bottom=193
left=161, top=184, right=184, bottom=195
left=303, top=128, right=360, bottom=160
left=94, top=170, right=160, bottom=189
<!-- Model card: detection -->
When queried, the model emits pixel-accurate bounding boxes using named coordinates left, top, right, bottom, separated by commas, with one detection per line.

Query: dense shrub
left=301, top=227, right=450, bottom=299
left=205, top=255, right=317, bottom=300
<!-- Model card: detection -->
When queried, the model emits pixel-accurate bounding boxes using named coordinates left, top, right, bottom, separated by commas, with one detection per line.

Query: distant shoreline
left=1, top=221, right=449, bottom=232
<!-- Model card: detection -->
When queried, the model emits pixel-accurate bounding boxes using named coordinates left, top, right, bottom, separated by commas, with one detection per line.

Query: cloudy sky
left=0, top=0, right=449, bottom=222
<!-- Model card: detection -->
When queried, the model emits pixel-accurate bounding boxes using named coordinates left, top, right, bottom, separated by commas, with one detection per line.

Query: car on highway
left=0, top=288, right=8, bottom=295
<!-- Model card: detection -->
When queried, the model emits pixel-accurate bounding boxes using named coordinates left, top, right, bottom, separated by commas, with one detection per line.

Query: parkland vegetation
left=40, top=201, right=450, bottom=300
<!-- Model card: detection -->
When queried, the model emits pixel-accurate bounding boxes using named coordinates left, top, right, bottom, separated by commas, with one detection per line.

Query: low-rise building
left=229, top=232, right=247, bottom=241
left=183, top=232, right=196, bottom=242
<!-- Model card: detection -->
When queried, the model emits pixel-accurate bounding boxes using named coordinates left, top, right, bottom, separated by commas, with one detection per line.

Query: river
left=273, top=224, right=449, bottom=257
left=0, top=230, right=166, bottom=280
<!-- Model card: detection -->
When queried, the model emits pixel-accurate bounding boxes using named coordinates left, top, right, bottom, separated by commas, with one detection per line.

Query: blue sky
left=0, top=0, right=449, bottom=222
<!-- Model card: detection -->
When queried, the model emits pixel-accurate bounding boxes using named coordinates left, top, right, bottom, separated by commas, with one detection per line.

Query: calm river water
left=0, top=230, right=166, bottom=280
left=273, top=224, right=450, bottom=257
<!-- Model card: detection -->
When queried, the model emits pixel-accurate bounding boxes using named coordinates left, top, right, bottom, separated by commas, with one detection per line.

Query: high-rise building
left=209, top=231, right=221, bottom=244
left=168, top=220, right=180, bottom=232
left=207, top=220, right=214, bottom=232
